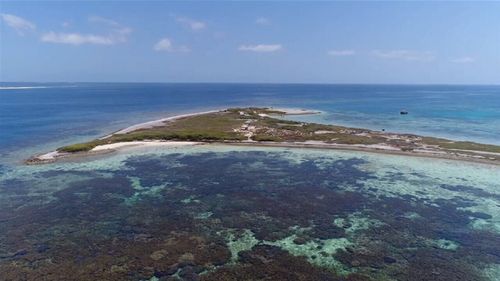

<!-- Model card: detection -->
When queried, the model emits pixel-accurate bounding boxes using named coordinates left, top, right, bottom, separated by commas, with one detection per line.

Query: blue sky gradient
left=1, top=1, right=499, bottom=84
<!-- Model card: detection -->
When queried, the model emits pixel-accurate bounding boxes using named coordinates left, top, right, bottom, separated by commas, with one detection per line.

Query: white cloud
left=1, top=13, right=36, bottom=35
left=451, top=57, right=475, bottom=64
left=238, top=44, right=282, bottom=53
left=153, top=37, right=189, bottom=52
left=327, top=50, right=355, bottom=57
left=40, top=32, right=114, bottom=45
left=255, top=17, right=270, bottom=25
left=154, top=38, right=172, bottom=51
left=372, top=50, right=435, bottom=61
left=176, top=16, right=206, bottom=31
left=88, top=16, right=132, bottom=41
left=41, top=16, right=131, bottom=46
left=88, top=15, right=119, bottom=26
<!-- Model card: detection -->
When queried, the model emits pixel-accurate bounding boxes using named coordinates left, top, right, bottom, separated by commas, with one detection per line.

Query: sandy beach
left=103, top=108, right=320, bottom=137
left=102, top=110, right=222, bottom=137
left=30, top=141, right=201, bottom=163
left=223, top=141, right=500, bottom=166
left=29, top=139, right=500, bottom=167
left=270, top=108, right=322, bottom=115
left=90, top=141, right=201, bottom=151
left=26, top=108, right=500, bottom=166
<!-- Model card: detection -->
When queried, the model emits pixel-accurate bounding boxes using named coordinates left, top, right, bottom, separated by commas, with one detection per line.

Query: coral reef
left=1, top=148, right=499, bottom=280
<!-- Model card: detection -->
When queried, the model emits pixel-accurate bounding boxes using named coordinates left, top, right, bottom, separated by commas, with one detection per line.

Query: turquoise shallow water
left=0, top=83, right=499, bottom=280
left=0, top=145, right=499, bottom=280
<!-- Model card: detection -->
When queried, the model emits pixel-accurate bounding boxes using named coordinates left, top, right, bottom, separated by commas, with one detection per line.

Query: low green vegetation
left=252, top=134, right=284, bottom=142
left=252, top=117, right=383, bottom=144
left=57, top=107, right=500, bottom=161
left=58, top=140, right=106, bottom=153
left=165, top=111, right=244, bottom=132
left=422, top=137, right=500, bottom=153
left=58, top=111, right=247, bottom=152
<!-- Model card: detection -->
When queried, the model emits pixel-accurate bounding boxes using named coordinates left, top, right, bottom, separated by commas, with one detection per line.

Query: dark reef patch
left=440, top=184, right=500, bottom=201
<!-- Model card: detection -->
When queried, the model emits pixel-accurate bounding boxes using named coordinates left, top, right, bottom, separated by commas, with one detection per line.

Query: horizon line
left=2, top=81, right=500, bottom=86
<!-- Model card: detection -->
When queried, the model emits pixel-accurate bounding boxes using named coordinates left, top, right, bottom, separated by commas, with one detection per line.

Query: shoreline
left=224, top=141, right=500, bottom=166
left=27, top=139, right=500, bottom=167
left=30, top=107, right=322, bottom=162
left=25, top=108, right=500, bottom=166
left=101, top=109, right=222, bottom=138
left=27, top=141, right=205, bottom=164
left=104, top=107, right=320, bottom=137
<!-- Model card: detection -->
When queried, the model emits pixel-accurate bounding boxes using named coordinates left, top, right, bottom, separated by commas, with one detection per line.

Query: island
left=27, top=107, right=500, bottom=165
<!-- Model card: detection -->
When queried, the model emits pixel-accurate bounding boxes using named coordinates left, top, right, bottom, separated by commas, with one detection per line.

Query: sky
left=1, top=1, right=499, bottom=84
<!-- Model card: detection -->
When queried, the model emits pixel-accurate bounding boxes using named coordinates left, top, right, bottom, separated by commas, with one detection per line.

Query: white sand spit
left=90, top=141, right=200, bottom=152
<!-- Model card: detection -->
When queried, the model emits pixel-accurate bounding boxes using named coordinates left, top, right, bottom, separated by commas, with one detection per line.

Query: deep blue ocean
left=1, top=82, right=499, bottom=164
